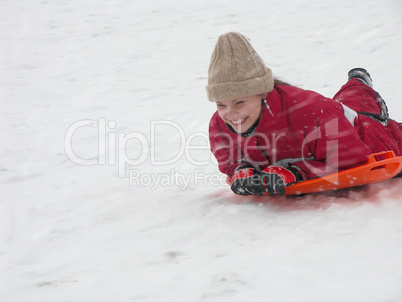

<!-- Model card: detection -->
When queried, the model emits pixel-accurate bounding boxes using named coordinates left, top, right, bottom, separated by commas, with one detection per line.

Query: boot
left=348, top=68, right=389, bottom=124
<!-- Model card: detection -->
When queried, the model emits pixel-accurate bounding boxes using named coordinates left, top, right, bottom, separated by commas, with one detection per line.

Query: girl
left=207, top=32, right=402, bottom=196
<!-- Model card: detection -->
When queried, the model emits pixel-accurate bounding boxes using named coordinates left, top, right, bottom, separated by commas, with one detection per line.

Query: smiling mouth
left=231, top=117, right=246, bottom=125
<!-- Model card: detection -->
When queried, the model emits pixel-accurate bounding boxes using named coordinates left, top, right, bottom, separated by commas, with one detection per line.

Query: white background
left=1, top=0, right=402, bottom=301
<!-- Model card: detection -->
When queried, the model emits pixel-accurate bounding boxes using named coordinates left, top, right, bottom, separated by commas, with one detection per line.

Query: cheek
left=245, top=105, right=260, bottom=118
left=253, top=107, right=262, bottom=117
left=217, top=109, right=226, bottom=120
left=253, top=102, right=262, bottom=115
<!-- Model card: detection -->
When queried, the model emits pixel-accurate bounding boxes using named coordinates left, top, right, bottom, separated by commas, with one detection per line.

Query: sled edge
left=285, top=151, right=402, bottom=195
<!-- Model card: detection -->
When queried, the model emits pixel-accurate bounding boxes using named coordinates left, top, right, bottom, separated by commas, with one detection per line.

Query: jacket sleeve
left=289, top=104, right=372, bottom=180
left=209, top=113, right=245, bottom=180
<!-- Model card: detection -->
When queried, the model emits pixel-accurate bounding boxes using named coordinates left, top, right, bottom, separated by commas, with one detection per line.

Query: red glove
left=230, top=164, right=264, bottom=196
left=261, top=166, right=302, bottom=196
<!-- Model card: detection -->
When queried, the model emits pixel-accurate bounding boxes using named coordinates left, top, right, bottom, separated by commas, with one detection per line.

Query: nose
left=225, top=106, right=237, bottom=121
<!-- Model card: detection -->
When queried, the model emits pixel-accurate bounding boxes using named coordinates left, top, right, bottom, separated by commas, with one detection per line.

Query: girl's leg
left=333, top=78, right=382, bottom=114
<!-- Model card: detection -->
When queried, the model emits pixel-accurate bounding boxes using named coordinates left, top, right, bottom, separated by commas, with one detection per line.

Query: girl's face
left=216, top=94, right=264, bottom=134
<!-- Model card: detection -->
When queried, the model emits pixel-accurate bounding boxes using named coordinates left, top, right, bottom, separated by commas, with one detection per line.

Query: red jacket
left=209, top=80, right=402, bottom=180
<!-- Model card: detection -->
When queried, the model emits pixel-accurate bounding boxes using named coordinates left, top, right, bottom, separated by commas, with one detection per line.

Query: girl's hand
left=261, top=166, right=302, bottom=196
left=230, top=164, right=264, bottom=196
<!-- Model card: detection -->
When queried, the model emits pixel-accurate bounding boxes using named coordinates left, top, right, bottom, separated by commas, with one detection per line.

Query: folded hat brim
left=206, top=71, right=274, bottom=102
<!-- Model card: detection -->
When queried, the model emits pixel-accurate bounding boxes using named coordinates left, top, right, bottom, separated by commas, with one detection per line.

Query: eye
left=217, top=103, right=225, bottom=108
left=235, top=101, right=244, bottom=105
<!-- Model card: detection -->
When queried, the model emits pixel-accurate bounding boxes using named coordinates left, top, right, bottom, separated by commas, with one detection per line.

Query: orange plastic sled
left=284, top=151, right=402, bottom=195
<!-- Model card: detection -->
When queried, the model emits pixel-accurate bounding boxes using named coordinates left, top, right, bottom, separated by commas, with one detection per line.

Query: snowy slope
left=1, top=0, right=402, bottom=301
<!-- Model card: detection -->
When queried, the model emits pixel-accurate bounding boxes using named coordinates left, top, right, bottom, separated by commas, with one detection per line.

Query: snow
left=1, top=0, right=402, bottom=301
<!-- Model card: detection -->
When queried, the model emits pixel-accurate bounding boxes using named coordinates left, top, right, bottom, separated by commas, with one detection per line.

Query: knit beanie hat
left=206, top=32, right=274, bottom=102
